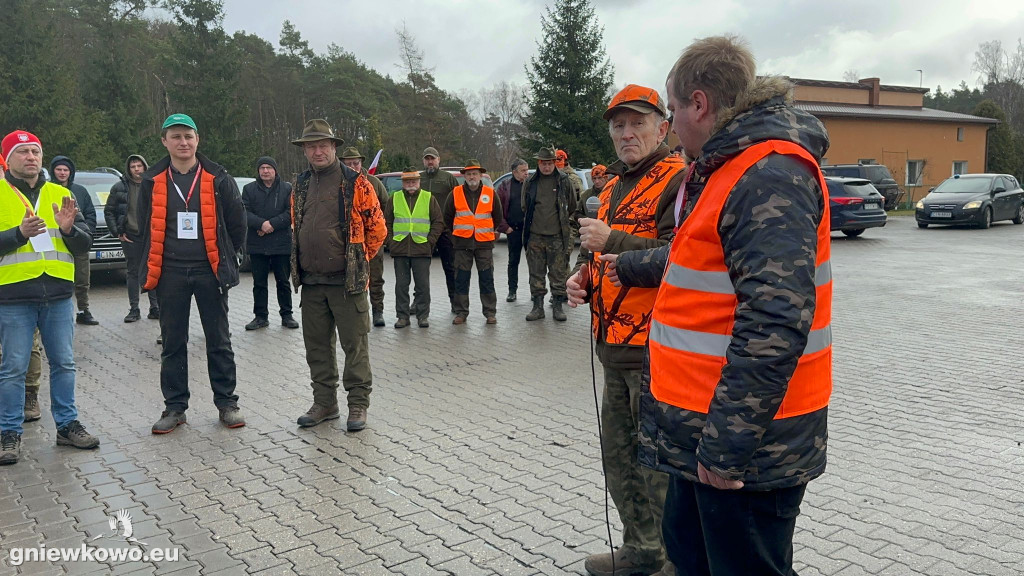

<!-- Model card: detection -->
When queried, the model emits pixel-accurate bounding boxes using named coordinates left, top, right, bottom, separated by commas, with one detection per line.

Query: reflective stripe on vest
left=393, top=190, right=432, bottom=243
left=0, top=181, right=76, bottom=285
left=590, top=155, right=686, bottom=346
left=452, top=185, right=496, bottom=241
left=648, top=140, right=832, bottom=419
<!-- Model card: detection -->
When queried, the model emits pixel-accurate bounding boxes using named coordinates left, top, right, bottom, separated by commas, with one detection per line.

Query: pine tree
left=522, top=0, right=615, bottom=165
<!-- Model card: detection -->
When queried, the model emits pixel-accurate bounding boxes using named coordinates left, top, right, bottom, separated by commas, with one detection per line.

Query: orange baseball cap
left=591, top=164, right=607, bottom=178
left=604, top=84, right=667, bottom=120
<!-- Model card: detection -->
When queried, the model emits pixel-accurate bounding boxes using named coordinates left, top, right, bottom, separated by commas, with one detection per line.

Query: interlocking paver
left=2, top=217, right=1022, bottom=574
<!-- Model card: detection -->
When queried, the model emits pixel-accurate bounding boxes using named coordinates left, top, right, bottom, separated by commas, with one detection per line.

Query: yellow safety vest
left=0, top=180, right=76, bottom=286
left=392, top=190, right=432, bottom=243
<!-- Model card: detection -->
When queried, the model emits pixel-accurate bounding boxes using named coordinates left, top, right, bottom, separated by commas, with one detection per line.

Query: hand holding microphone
left=578, top=195, right=611, bottom=253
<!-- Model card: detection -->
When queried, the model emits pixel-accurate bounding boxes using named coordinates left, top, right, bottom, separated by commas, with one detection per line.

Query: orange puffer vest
left=144, top=168, right=219, bottom=290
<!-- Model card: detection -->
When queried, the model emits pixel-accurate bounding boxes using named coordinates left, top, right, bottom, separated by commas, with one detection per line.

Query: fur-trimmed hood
left=694, top=75, right=830, bottom=178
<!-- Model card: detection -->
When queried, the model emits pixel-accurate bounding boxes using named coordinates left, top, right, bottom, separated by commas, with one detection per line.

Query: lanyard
left=674, top=162, right=697, bottom=228
left=11, top=187, right=40, bottom=217
left=168, top=165, right=202, bottom=207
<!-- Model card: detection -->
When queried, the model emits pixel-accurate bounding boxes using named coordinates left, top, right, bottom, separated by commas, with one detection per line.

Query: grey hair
left=510, top=158, right=528, bottom=172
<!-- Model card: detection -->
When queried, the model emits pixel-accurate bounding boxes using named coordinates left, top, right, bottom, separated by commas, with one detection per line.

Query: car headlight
left=963, top=201, right=982, bottom=210
left=915, top=200, right=924, bottom=209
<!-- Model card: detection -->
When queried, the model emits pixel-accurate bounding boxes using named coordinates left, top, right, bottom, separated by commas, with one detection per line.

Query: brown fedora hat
left=291, top=119, right=344, bottom=147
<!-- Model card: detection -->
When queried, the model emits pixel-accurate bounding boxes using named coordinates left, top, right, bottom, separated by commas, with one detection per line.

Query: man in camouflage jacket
left=607, top=37, right=831, bottom=575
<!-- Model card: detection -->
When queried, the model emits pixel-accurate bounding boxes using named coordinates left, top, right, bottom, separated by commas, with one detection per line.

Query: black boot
left=525, top=296, right=545, bottom=321
left=552, top=300, right=567, bottom=322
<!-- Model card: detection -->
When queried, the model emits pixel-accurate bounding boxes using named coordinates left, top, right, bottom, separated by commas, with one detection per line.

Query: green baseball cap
left=162, top=113, right=198, bottom=132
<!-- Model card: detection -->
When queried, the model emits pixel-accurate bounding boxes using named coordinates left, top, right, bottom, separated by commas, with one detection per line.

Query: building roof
left=796, top=102, right=999, bottom=125
left=788, top=77, right=929, bottom=95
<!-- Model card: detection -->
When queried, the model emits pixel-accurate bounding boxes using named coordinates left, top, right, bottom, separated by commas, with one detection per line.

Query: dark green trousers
left=369, top=252, right=385, bottom=314
left=300, top=284, right=372, bottom=409
left=73, top=251, right=90, bottom=312
left=602, top=366, right=669, bottom=566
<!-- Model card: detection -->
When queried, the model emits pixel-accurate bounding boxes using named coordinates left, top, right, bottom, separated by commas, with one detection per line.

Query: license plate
left=930, top=211, right=952, bottom=218
left=864, top=203, right=880, bottom=210
left=96, top=250, right=124, bottom=260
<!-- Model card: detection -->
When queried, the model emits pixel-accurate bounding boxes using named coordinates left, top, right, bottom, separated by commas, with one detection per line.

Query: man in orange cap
left=567, top=83, right=687, bottom=576
left=554, top=149, right=584, bottom=203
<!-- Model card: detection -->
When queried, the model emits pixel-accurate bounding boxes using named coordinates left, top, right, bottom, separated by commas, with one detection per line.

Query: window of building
left=957, top=127, right=965, bottom=141
left=952, top=161, right=968, bottom=175
left=907, top=160, right=924, bottom=186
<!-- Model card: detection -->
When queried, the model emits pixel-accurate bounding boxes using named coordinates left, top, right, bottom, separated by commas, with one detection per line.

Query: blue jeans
left=0, top=298, right=78, bottom=434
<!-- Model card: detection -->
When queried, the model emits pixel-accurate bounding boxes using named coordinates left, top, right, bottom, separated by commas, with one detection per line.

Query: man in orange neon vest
left=602, top=36, right=833, bottom=575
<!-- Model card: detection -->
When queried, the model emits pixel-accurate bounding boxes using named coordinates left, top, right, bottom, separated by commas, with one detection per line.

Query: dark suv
left=821, top=164, right=903, bottom=210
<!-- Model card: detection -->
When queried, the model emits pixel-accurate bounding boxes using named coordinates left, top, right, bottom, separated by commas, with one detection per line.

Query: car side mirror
left=993, top=187, right=1006, bottom=194
left=928, top=187, right=935, bottom=193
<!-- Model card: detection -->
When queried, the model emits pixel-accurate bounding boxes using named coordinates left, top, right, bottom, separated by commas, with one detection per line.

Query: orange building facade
left=792, top=78, right=998, bottom=204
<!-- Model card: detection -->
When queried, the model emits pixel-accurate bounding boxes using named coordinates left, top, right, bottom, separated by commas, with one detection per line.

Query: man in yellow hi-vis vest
left=0, top=130, right=100, bottom=466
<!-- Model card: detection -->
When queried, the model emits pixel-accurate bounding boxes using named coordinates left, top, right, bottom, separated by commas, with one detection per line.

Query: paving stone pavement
left=1, top=216, right=1023, bottom=575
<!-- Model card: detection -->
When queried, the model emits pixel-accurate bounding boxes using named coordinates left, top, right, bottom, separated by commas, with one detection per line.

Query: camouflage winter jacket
left=617, top=76, right=832, bottom=490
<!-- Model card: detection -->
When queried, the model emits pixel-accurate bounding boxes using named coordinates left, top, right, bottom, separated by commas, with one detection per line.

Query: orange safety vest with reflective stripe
left=648, top=140, right=832, bottom=419
left=591, top=155, right=685, bottom=346
left=144, top=168, right=220, bottom=290
left=451, top=185, right=496, bottom=241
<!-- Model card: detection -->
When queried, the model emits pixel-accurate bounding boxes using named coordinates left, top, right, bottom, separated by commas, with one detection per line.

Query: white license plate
left=864, top=203, right=880, bottom=210
left=930, top=211, right=952, bottom=218
left=96, top=250, right=124, bottom=260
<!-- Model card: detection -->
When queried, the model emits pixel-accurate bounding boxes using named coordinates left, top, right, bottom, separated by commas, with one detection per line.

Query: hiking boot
left=0, top=431, right=21, bottom=465
left=218, top=406, right=246, bottom=429
left=372, top=312, right=385, bottom=327
left=76, top=311, right=99, bottom=325
left=418, top=317, right=429, bottom=328
left=24, top=390, right=40, bottom=422
left=552, top=300, right=567, bottom=322
left=56, top=420, right=100, bottom=449
left=282, top=315, right=299, bottom=329
left=452, top=315, right=466, bottom=325
left=486, top=316, right=497, bottom=325
left=151, top=411, right=186, bottom=434
left=297, top=403, right=340, bottom=428
left=124, top=308, right=141, bottom=323
left=347, top=406, right=367, bottom=432
left=245, top=317, right=269, bottom=331
left=584, top=548, right=661, bottom=576
left=148, top=308, right=160, bottom=320
left=394, top=317, right=410, bottom=329
left=526, top=296, right=545, bottom=321
left=506, top=290, right=517, bottom=302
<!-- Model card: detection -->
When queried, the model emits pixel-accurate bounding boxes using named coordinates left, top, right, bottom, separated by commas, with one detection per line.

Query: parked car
left=71, top=171, right=127, bottom=271
left=825, top=177, right=887, bottom=237
left=234, top=176, right=255, bottom=272
left=915, top=174, right=1024, bottom=229
left=821, top=164, right=903, bottom=210
left=377, top=169, right=493, bottom=194
left=491, top=167, right=592, bottom=199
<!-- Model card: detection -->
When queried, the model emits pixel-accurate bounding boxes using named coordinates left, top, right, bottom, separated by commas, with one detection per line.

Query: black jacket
left=50, top=156, right=96, bottom=235
left=137, top=153, right=246, bottom=292
left=520, top=169, right=577, bottom=251
left=242, top=176, right=293, bottom=256
left=104, top=154, right=149, bottom=237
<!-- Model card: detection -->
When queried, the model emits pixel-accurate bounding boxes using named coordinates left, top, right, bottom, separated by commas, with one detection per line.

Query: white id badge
left=30, top=231, right=56, bottom=252
left=177, top=212, right=199, bottom=240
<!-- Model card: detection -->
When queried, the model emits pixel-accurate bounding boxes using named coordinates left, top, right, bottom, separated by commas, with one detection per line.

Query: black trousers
left=435, top=233, right=456, bottom=303
left=506, top=228, right=525, bottom=292
left=123, top=235, right=159, bottom=312
left=250, top=253, right=293, bottom=319
left=156, top=265, right=238, bottom=412
left=664, top=476, right=806, bottom=576
left=393, top=256, right=431, bottom=320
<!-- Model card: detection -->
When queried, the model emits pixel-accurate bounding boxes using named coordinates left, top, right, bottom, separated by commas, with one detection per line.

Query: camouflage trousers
left=526, top=233, right=568, bottom=299
left=0, top=329, right=42, bottom=390
left=369, top=252, right=385, bottom=314
left=602, top=365, right=669, bottom=566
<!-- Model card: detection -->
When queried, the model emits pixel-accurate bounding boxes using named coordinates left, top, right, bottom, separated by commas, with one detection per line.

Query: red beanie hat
left=2, top=130, right=43, bottom=160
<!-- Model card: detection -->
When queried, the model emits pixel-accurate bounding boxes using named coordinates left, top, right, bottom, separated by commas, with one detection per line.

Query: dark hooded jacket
left=137, top=153, right=247, bottom=292
left=241, top=156, right=293, bottom=255
left=104, top=154, right=148, bottom=238
left=616, top=77, right=832, bottom=490
left=49, top=156, right=96, bottom=235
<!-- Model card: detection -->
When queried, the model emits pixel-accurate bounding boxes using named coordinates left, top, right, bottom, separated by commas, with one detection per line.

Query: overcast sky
left=216, top=0, right=1024, bottom=100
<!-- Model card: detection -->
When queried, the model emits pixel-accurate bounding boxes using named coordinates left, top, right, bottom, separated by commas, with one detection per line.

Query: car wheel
left=1013, top=204, right=1024, bottom=225
left=978, top=207, right=992, bottom=229
left=842, top=228, right=865, bottom=237
left=917, top=221, right=928, bottom=229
